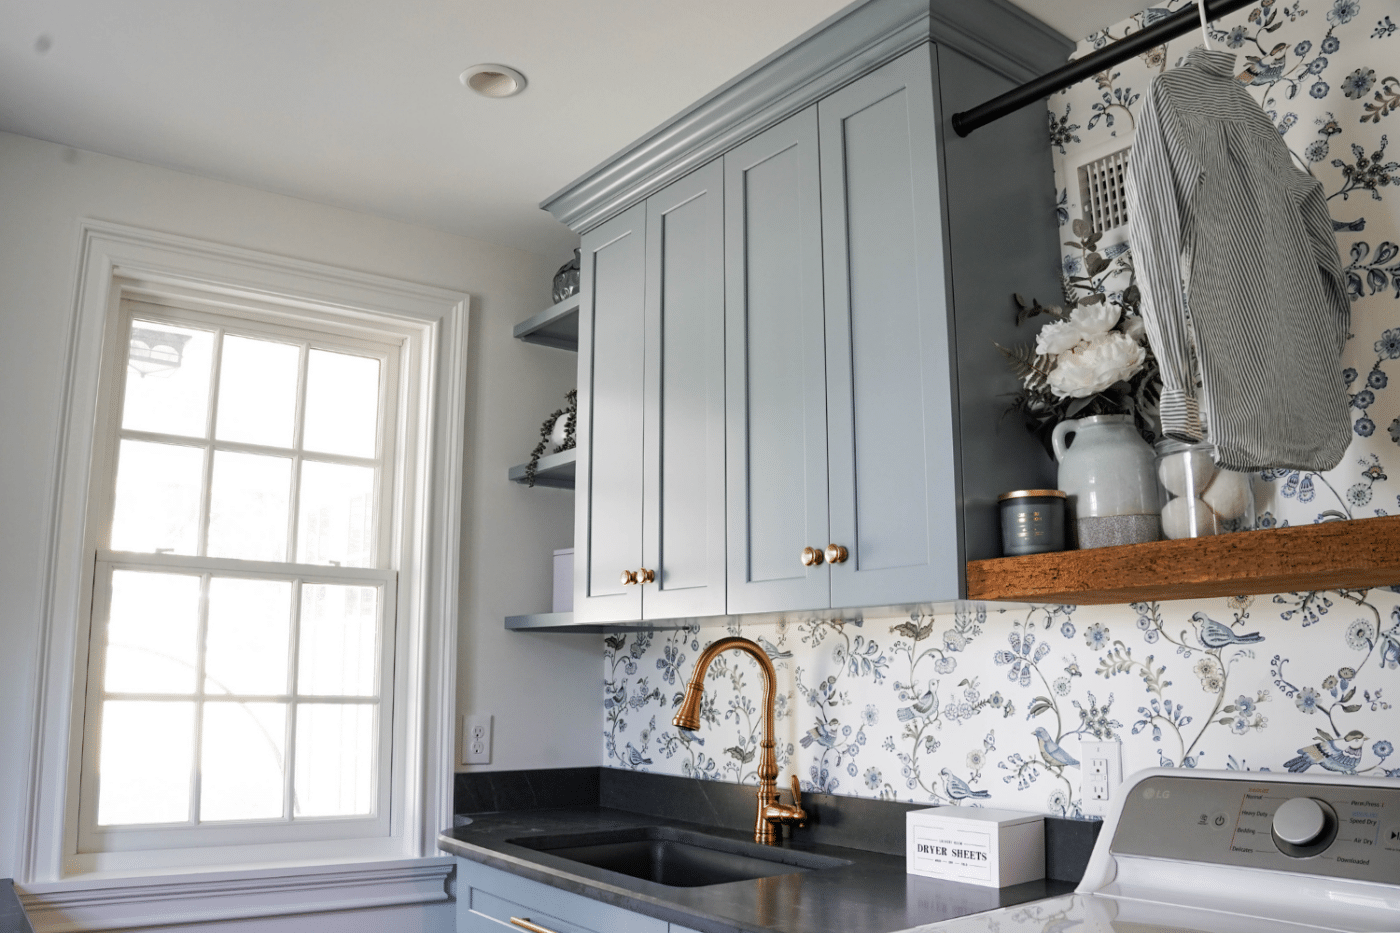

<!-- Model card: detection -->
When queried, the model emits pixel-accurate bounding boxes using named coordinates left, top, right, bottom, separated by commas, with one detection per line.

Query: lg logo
left=1142, top=787, right=1172, bottom=800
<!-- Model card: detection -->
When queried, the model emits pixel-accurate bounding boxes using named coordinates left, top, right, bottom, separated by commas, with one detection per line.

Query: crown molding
left=539, top=0, right=1072, bottom=234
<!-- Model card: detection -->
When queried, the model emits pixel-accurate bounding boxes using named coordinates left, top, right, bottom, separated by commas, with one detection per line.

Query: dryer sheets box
left=906, top=806, right=1044, bottom=887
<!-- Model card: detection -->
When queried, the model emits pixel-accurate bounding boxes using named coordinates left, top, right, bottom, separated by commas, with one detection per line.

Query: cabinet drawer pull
left=509, top=918, right=560, bottom=933
left=801, top=546, right=825, bottom=567
left=825, top=543, right=849, bottom=564
left=620, top=570, right=638, bottom=586
left=637, top=567, right=655, bottom=584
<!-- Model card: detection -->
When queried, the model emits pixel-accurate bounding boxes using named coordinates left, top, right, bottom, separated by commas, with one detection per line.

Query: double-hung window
left=78, top=294, right=403, bottom=860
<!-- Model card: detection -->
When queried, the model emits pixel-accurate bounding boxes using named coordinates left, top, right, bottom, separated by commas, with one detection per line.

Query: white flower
left=1121, top=314, right=1147, bottom=343
left=1035, top=318, right=1085, bottom=356
left=1047, top=332, right=1146, bottom=398
left=1070, top=302, right=1120, bottom=337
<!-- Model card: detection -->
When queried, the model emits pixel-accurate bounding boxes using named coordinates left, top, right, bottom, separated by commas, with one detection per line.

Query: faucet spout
left=671, top=636, right=804, bottom=845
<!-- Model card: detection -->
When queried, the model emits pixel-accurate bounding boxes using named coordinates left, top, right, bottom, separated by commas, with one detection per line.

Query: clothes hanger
left=1196, top=0, right=1215, bottom=49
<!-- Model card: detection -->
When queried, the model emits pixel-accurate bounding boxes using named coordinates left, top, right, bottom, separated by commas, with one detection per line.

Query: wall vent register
left=1076, top=145, right=1132, bottom=238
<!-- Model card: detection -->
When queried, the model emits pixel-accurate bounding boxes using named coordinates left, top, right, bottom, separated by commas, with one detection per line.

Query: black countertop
left=439, top=770, right=1079, bottom=933
left=0, top=881, right=34, bottom=933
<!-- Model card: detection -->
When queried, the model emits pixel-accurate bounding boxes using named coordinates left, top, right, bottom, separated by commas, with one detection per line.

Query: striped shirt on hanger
left=1125, top=47, right=1351, bottom=472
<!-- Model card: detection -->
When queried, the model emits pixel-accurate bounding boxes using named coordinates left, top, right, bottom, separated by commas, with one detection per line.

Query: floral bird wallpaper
left=600, top=0, right=1400, bottom=817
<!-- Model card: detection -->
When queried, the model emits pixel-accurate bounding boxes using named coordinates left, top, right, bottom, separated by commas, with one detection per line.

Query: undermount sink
left=506, top=826, right=851, bottom=888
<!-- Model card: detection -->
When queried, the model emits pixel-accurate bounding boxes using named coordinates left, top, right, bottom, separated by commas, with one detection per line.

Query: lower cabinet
left=456, top=859, right=666, bottom=933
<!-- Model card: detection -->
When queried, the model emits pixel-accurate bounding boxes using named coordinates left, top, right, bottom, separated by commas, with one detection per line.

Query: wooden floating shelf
left=966, top=514, right=1400, bottom=606
left=507, top=448, right=577, bottom=489
left=512, top=295, right=580, bottom=351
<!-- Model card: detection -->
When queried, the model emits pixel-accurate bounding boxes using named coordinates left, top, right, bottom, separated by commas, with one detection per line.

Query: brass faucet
left=671, top=636, right=807, bottom=845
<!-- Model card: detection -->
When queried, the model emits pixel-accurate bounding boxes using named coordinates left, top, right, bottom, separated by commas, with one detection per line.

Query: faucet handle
left=761, top=774, right=808, bottom=832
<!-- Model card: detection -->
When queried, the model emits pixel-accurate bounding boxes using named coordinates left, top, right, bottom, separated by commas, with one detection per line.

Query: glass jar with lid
left=1155, top=440, right=1255, bottom=539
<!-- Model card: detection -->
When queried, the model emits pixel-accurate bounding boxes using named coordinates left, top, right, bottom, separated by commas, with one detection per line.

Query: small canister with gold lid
left=998, top=489, right=1067, bottom=556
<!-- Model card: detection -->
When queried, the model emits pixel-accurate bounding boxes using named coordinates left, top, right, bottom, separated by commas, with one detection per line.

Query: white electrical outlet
left=462, top=714, right=492, bottom=765
left=1079, top=738, right=1122, bottom=817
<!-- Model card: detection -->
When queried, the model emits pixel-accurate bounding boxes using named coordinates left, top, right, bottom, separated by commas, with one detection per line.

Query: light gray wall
left=0, top=130, right=599, bottom=900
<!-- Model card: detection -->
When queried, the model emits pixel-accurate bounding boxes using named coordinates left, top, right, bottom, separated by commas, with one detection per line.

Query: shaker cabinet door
left=641, top=160, right=727, bottom=620
left=817, top=45, right=963, bottom=608
left=723, top=107, right=832, bottom=615
left=574, top=203, right=647, bottom=624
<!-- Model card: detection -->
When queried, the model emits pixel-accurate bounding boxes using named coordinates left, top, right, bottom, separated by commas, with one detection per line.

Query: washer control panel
left=1112, top=774, right=1400, bottom=884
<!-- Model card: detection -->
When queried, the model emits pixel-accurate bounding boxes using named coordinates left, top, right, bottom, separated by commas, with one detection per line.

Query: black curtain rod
left=951, top=0, right=1257, bottom=137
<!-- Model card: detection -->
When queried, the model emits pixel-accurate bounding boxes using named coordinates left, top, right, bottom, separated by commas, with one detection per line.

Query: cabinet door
left=724, top=107, right=832, bottom=615
left=641, top=161, right=727, bottom=620
left=818, top=44, right=962, bottom=608
left=457, top=859, right=665, bottom=933
left=574, top=204, right=647, bottom=624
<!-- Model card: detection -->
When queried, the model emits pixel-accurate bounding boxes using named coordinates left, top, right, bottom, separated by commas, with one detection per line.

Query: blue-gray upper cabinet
left=574, top=163, right=727, bottom=625
left=726, top=46, right=964, bottom=612
left=640, top=160, right=727, bottom=621
left=818, top=44, right=961, bottom=609
left=724, top=108, right=831, bottom=616
left=574, top=204, right=647, bottom=625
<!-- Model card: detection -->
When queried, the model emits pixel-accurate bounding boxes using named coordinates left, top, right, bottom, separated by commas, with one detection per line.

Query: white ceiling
left=0, top=1, right=1150, bottom=261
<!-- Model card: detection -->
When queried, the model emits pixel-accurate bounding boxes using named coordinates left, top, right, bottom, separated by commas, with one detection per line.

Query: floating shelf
left=513, top=295, right=580, bottom=351
left=966, top=515, right=1400, bottom=606
left=507, top=448, right=576, bottom=489
left=505, top=611, right=675, bottom=634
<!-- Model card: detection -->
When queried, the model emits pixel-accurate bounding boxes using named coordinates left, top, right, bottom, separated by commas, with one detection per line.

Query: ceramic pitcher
left=1051, top=414, right=1161, bottom=548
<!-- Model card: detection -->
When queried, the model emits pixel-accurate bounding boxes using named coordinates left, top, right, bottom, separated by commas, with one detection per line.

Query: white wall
left=0, top=130, right=600, bottom=922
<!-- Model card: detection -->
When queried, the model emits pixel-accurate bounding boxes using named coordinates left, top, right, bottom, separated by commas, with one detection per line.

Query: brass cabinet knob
left=801, top=547, right=825, bottom=567
left=620, top=570, right=638, bottom=586
left=825, top=544, right=849, bottom=564
left=638, top=568, right=655, bottom=584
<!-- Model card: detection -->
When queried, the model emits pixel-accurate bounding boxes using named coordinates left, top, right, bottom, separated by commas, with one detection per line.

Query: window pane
left=200, top=702, right=286, bottom=822
left=215, top=335, right=299, bottom=448
left=303, top=349, right=380, bottom=458
left=122, top=321, right=215, bottom=438
left=298, top=585, right=378, bottom=697
left=205, top=578, right=292, bottom=696
left=105, top=570, right=200, bottom=694
left=296, top=461, right=376, bottom=567
left=294, top=704, right=374, bottom=817
left=97, top=700, right=194, bottom=825
left=110, top=440, right=203, bottom=555
left=207, top=451, right=291, bottom=561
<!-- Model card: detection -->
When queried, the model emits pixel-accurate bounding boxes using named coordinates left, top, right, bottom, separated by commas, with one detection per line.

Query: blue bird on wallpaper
left=624, top=743, right=653, bottom=767
left=1192, top=612, right=1265, bottom=649
left=800, top=721, right=842, bottom=750
left=756, top=636, right=792, bottom=660
left=1284, top=730, right=1367, bottom=773
left=1239, top=58, right=1287, bottom=86
left=896, top=688, right=937, bottom=722
left=1032, top=727, right=1080, bottom=768
left=675, top=729, right=704, bottom=748
left=939, top=768, right=991, bottom=801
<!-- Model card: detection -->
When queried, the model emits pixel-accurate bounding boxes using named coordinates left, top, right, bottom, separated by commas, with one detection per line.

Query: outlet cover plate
left=1080, top=738, right=1122, bottom=818
left=462, top=714, right=492, bottom=765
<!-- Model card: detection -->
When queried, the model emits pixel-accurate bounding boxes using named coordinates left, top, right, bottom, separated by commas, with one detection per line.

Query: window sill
left=17, top=857, right=454, bottom=932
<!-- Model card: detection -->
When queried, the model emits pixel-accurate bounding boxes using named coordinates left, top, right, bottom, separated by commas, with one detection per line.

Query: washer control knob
left=1273, top=797, right=1327, bottom=846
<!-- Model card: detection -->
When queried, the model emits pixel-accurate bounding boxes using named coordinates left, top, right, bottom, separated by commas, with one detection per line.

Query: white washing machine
left=906, top=768, right=1400, bottom=933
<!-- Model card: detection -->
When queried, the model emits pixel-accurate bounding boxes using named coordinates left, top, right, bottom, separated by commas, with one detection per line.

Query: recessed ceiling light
left=459, top=64, right=527, bottom=99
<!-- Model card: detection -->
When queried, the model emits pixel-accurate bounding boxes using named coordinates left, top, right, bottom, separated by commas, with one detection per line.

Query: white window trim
left=21, top=221, right=466, bottom=922
left=77, top=295, right=405, bottom=859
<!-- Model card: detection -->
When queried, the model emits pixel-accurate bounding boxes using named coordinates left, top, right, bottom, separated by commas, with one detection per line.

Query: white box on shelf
left=552, top=548, right=574, bottom=613
left=906, top=806, right=1044, bottom=888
